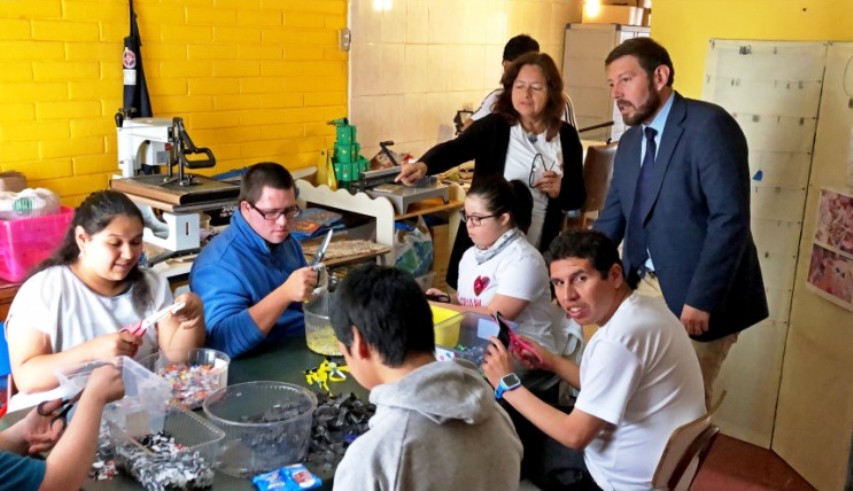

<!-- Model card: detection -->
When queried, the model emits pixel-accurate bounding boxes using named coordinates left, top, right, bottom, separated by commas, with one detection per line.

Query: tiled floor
left=517, top=434, right=816, bottom=491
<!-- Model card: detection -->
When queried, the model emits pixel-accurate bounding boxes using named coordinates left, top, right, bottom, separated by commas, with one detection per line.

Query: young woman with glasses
left=425, top=175, right=568, bottom=355
left=396, top=52, right=585, bottom=290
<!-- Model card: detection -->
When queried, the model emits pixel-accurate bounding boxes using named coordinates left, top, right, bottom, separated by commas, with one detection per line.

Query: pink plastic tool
left=122, top=302, right=186, bottom=354
left=494, top=311, right=544, bottom=366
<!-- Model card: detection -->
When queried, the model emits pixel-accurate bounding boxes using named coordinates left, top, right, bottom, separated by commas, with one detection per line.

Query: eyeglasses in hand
left=459, top=210, right=498, bottom=227
left=528, top=153, right=557, bottom=188
left=248, top=202, right=302, bottom=221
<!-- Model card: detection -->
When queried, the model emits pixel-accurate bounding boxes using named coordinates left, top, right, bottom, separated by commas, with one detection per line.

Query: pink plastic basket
left=0, top=206, right=74, bottom=282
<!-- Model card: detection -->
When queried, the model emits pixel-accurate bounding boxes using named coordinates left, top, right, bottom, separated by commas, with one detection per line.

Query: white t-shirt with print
left=5, top=266, right=173, bottom=410
left=456, top=237, right=558, bottom=352
left=503, top=124, right=563, bottom=248
left=576, top=293, right=705, bottom=491
left=6, top=265, right=173, bottom=360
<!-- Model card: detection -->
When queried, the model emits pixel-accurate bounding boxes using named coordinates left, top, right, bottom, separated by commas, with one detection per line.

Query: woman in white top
left=6, top=190, right=205, bottom=394
left=398, top=52, right=585, bottom=291
left=427, top=175, right=566, bottom=354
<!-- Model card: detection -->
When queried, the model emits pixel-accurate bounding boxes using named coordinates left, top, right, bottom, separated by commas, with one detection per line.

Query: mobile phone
left=494, top=311, right=512, bottom=348
left=426, top=292, right=451, bottom=303
left=493, top=311, right=544, bottom=365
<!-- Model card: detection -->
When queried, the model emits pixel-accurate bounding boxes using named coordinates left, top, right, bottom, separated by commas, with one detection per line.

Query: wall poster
left=806, top=188, right=853, bottom=310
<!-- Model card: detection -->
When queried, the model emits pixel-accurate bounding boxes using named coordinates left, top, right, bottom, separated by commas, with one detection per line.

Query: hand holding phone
left=493, top=311, right=544, bottom=366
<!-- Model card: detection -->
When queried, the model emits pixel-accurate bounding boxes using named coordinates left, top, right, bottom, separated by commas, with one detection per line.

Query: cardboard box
left=582, top=5, right=646, bottom=26
left=0, top=172, right=26, bottom=193
left=429, top=223, right=450, bottom=292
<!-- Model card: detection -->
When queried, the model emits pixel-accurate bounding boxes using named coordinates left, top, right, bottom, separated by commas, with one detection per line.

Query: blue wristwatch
left=495, top=373, right=522, bottom=399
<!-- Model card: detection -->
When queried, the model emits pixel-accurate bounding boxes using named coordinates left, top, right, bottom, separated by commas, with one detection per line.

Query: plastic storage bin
left=139, top=348, right=230, bottom=410
left=303, top=292, right=341, bottom=356
left=0, top=206, right=73, bottom=282
left=110, top=404, right=224, bottom=489
left=55, top=355, right=170, bottom=437
left=432, top=310, right=499, bottom=366
left=202, top=381, right=317, bottom=478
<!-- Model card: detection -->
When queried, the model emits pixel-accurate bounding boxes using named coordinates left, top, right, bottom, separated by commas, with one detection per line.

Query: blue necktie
left=626, top=127, right=658, bottom=276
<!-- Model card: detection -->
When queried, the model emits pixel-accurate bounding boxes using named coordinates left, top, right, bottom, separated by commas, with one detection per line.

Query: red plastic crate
left=0, top=206, right=74, bottom=282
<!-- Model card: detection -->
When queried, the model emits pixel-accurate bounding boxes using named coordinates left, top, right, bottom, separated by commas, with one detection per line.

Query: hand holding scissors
left=311, top=229, right=334, bottom=271
left=121, top=301, right=186, bottom=355
left=35, top=389, right=83, bottom=433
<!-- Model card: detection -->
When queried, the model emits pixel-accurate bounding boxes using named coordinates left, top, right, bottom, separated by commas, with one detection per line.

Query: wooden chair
left=651, top=392, right=727, bottom=491
left=566, top=142, right=618, bottom=229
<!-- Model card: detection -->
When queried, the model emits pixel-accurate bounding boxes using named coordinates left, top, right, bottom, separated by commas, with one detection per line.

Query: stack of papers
left=290, top=208, right=344, bottom=241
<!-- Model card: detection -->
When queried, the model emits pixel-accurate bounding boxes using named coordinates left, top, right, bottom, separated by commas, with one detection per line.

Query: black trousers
left=500, top=379, right=602, bottom=491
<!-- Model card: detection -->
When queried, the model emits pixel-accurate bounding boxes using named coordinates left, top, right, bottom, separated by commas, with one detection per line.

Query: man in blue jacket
left=190, top=162, right=318, bottom=357
left=594, top=38, right=768, bottom=408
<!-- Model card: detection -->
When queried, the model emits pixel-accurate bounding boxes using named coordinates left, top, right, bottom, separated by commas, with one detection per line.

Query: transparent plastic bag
left=394, top=217, right=434, bottom=277
left=0, top=188, right=61, bottom=220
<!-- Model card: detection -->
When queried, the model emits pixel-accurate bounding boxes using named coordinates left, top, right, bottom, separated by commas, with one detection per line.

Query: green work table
left=84, top=336, right=366, bottom=491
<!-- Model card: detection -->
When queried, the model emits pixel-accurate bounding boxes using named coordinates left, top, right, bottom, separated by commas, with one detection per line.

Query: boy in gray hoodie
left=330, top=264, right=522, bottom=491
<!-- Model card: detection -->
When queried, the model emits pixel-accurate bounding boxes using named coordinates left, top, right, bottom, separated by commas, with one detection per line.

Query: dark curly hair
left=546, top=229, right=630, bottom=288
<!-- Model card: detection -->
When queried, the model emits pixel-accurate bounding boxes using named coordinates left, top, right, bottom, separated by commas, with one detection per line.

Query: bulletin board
left=702, top=40, right=827, bottom=447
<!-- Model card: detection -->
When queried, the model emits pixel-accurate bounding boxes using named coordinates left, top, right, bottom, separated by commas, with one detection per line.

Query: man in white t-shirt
left=482, top=229, right=705, bottom=491
left=463, top=34, right=578, bottom=132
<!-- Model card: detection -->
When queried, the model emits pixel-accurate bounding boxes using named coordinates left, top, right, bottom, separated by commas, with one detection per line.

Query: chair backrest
left=651, top=392, right=727, bottom=491
left=581, top=142, right=618, bottom=214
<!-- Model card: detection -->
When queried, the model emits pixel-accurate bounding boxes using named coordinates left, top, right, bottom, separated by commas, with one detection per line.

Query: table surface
left=83, top=336, right=366, bottom=491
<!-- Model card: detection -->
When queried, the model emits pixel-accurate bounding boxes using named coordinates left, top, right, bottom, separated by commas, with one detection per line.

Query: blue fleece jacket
left=189, top=209, right=307, bottom=357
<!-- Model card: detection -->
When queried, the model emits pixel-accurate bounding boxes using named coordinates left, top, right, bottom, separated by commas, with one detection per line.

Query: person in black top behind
left=397, top=52, right=585, bottom=290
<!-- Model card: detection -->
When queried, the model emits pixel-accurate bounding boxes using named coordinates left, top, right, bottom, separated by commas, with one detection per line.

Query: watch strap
left=495, top=374, right=520, bottom=399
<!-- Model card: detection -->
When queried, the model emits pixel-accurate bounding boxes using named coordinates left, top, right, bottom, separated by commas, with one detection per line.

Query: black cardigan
left=421, top=113, right=586, bottom=289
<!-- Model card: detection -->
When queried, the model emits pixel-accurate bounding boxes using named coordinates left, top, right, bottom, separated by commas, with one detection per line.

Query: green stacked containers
left=329, top=120, right=367, bottom=183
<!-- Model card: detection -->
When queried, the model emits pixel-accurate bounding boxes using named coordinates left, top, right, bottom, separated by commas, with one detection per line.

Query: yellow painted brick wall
left=0, top=0, right=348, bottom=206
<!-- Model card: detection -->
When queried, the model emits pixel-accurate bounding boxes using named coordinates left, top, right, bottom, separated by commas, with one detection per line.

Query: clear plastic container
left=202, top=381, right=317, bottom=478
left=110, top=404, right=224, bottom=489
left=139, top=348, right=230, bottom=410
left=303, top=292, right=342, bottom=356
left=55, top=355, right=170, bottom=437
left=432, top=311, right=498, bottom=366
left=0, top=206, right=73, bottom=281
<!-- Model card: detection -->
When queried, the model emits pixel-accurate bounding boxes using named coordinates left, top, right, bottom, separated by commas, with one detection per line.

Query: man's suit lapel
left=641, top=92, right=686, bottom=222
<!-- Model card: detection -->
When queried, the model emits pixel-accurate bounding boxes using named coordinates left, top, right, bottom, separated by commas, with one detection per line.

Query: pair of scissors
left=36, top=389, right=83, bottom=431
left=310, top=229, right=334, bottom=271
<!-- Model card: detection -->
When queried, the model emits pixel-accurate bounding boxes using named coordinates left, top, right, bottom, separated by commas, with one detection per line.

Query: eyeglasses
left=528, top=153, right=556, bottom=188
left=459, top=210, right=498, bottom=227
left=247, top=202, right=301, bottom=221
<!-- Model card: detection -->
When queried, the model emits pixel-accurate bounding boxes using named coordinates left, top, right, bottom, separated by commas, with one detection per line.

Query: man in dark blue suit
left=594, top=38, right=768, bottom=408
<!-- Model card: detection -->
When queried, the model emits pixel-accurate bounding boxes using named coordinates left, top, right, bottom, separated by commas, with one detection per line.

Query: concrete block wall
left=0, top=0, right=347, bottom=205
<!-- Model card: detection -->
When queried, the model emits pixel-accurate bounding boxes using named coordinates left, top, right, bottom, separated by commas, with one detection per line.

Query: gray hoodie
left=332, top=360, right=522, bottom=491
